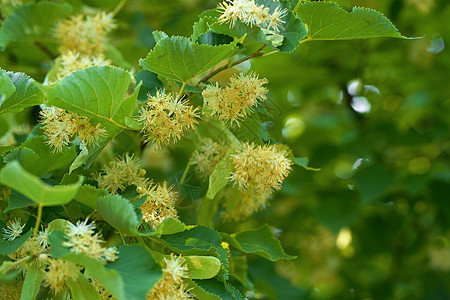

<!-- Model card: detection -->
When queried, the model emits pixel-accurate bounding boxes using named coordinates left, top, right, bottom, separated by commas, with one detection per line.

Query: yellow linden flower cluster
left=62, top=219, right=118, bottom=262
left=0, top=280, right=23, bottom=300
left=222, top=189, right=271, bottom=221
left=40, top=106, right=107, bottom=152
left=57, top=50, right=111, bottom=79
left=91, top=278, right=114, bottom=300
left=137, top=91, right=199, bottom=146
left=138, top=182, right=179, bottom=230
left=7, top=223, right=50, bottom=266
left=231, top=142, right=292, bottom=192
left=54, top=10, right=115, bottom=79
left=147, top=254, right=192, bottom=299
left=202, top=72, right=268, bottom=126
left=217, top=0, right=288, bottom=33
left=96, top=154, right=180, bottom=230
left=40, top=11, right=114, bottom=151
left=223, top=142, right=292, bottom=220
left=43, top=258, right=80, bottom=294
left=55, top=11, right=116, bottom=55
left=96, top=153, right=148, bottom=194
left=191, top=138, right=228, bottom=178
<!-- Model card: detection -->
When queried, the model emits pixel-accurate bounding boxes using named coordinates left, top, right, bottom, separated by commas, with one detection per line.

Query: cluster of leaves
left=0, top=0, right=431, bottom=299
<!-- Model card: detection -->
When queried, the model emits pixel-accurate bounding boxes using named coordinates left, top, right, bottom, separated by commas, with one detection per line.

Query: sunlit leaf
left=296, top=1, right=409, bottom=40
left=139, top=34, right=239, bottom=82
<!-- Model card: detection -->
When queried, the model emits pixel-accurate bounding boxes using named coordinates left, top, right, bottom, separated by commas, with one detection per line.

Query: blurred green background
left=1, top=0, right=449, bottom=299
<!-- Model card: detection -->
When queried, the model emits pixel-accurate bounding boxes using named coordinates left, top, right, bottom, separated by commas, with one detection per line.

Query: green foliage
left=106, top=245, right=163, bottom=300
left=0, top=1, right=73, bottom=50
left=0, top=0, right=445, bottom=299
left=221, top=224, right=296, bottom=261
left=20, top=265, right=43, bottom=300
left=206, top=149, right=233, bottom=199
left=139, top=34, right=239, bottom=82
left=296, top=1, right=407, bottom=40
left=0, top=229, right=32, bottom=255
left=0, top=71, right=44, bottom=115
left=41, top=66, right=133, bottom=127
left=184, top=255, right=222, bottom=279
left=0, top=161, right=83, bottom=206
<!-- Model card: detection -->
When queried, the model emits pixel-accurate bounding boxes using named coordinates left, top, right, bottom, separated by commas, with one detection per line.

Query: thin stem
left=119, top=233, right=127, bottom=245
left=136, top=236, right=150, bottom=251
left=62, top=204, right=75, bottom=223
left=293, top=0, right=304, bottom=13
left=176, top=82, right=187, bottom=101
left=198, top=45, right=267, bottom=85
left=113, top=0, right=127, bottom=16
left=33, top=204, right=43, bottom=237
left=34, top=41, right=56, bottom=60
left=86, top=209, right=97, bottom=220
left=179, top=159, right=192, bottom=185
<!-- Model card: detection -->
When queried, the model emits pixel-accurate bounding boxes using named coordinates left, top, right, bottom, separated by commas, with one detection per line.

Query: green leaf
left=185, top=256, right=221, bottom=279
left=0, top=161, right=84, bottom=206
left=41, top=66, right=133, bottom=128
left=0, top=71, right=44, bottom=115
left=353, top=163, right=394, bottom=206
left=0, top=229, right=32, bottom=255
left=97, top=194, right=186, bottom=236
left=293, top=157, right=321, bottom=171
left=0, top=70, right=15, bottom=104
left=67, top=274, right=100, bottom=300
left=106, top=245, right=163, bottom=300
left=185, top=278, right=221, bottom=300
left=48, top=230, right=70, bottom=258
left=62, top=253, right=125, bottom=300
left=4, top=190, right=35, bottom=213
left=206, top=149, right=233, bottom=199
left=97, top=195, right=140, bottom=235
left=20, top=265, right=43, bottom=300
left=74, top=184, right=108, bottom=210
left=134, top=70, right=164, bottom=101
left=21, top=136, right=77, bottom=176
left=3, top=148, right=38, bottom=170
left=139, top=35, right=239, bottom=82
left=160, top=226, right=229, bottom=278
left=0, top=1, right=73, bottom=50
left=69, top=143, right=88, bottom=174
left=220, top=224, right=296, bottom=261
left=194, top=279, right=244, bottom=300
left=258, top=0, right=307, bottom=52
left=149, top=218, right=186, bottom=236
left=296, top=1, right=408, bottom=41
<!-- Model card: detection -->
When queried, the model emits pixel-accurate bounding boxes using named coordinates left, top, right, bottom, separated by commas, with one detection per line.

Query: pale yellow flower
left=63, top=219, right=118, bottom=262
left=96, top=153, right=148, bottom=194
left=138, top=182, right=179, bottom=230
left=55, top=11, right=116, bottom=55
left=230, top=142, right=292, bottom=193
left=222, top=189, right=271, bottom=221
left=57, top=50, right=111, bottom=79
left=2, top=218, right=25, bottom=241
left=137, top=91, right=199, bottom=146
left=147, top=254, right=191, bottom=300
left=191, top=138, right=228, bottom=178
left=202, top=72, right=268, bottom=126
left=40, top=106, right=106, bottom=152
left=218, top=0, right=287, bottom=33
left=43, top=259, right=80, bottom=294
